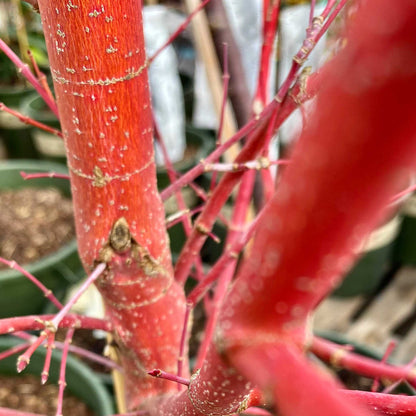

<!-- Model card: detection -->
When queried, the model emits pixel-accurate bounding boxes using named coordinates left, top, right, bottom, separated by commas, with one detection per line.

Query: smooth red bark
left=220, top=0, right=416, bottom=347
left=217, top=0, right=416, bottom=413
left=37, top=0, right=187, bottom=409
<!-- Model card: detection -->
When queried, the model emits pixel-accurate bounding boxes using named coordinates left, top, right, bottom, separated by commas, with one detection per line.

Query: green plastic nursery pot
left=0, top=85, right=39, bottom=159
left=157, top=125, right=214, bottom=190
left=332, top=216, right=401, bottom=297
left=21, top=94, right=66, bottom=163
left=160, top=126, right=214, bottom=255
left=0, top=160, right=84, bottom=318
left=394, top=194, right=416, bottom=265
left=0, top=336, right=114, bottom=415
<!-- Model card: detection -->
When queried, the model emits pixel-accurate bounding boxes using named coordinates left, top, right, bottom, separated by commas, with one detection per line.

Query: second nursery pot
left=0, top=336, right=114, bottom=415
left=0, top=160, right=83, bottom=317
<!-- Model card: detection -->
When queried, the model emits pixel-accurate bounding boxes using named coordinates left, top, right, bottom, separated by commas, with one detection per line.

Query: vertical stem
left=37, top=0, right=188, bottom=409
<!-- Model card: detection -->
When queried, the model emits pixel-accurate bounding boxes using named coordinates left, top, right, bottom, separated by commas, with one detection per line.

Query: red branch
left=37, top=0, right=188, bottom=409
left=0, top=314, right=111, bottom=334
left=311, top=337, right=416, bottom=389
left=215, top=0, right=416, bottom=414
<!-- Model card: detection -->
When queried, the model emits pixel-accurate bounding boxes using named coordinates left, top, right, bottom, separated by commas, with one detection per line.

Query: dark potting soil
left=0, top=374, right=95, bottom=416
left=0, top=187, right=75, bottom=270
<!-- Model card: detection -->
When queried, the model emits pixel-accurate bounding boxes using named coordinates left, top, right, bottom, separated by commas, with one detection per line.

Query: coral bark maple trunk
left=218, top=0, right=416, bottom=413
left=37, top=0, right=187, bottom=410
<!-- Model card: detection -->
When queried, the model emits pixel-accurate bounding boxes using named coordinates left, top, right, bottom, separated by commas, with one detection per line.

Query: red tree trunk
left=33, top=0, right=416, bottom=415
left=218, top=0, right=416, bottom=413
left=37, top=0, right=188, bottom=410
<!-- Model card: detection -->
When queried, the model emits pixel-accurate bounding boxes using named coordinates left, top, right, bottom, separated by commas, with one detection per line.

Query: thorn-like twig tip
left=147, top=368, right=190, bottom=386
left=41, top=371, right=49, bottom=384
left=17, top=355, right=30, bottom=373
left=148, top=369, right=162, bottom=377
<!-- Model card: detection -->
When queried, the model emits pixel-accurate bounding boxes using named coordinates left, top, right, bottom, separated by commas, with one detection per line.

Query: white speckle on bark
left=275, top=302, right=288, bottom=314
left=106, top=45, right=118, bottom=54
left=295, top=276, right=316, bottom=292
left=251, top=278, right=264, bottom=292
left=57, top=28, right=65, bottom=38
left=67, top=0, right=78, bottom=11
left=89, top=9, right=101, bottom=18
left=55, top=40, right=65, bottom=55
left=264, top=250, right=280, bottom=270
left=291, top=305, right=304, bottom=318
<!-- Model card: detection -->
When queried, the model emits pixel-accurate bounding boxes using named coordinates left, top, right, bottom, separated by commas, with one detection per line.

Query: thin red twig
left=0, top=103, right=62, bottom=136
left=56, top=328, right=74, bottom=416
left=41, top=333, right=55, bottom=384
left=0, top=314, right=111, bottom=335
left=17, top=263, right=106, bottom=373
left=0, top=38, right=58, bottom=116
left=148, top=369, right=190, bottom=386
left=311, top=336, right=416, bottom=389
left=20, top=171, right=70, bottom=180
left=148, top=0, right=213, bottom=64
left=27, top=49, right=54, bottom=102
left=0, top=258, right=63, bottom=310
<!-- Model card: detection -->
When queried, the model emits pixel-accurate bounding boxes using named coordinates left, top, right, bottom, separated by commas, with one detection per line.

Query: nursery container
left=0, top=85, right=39, bottom=159
left=160, top=126, right=214, bottom=255
left=0, top=336, right=114, bottom=415
left=332, top=216, right=401, bottom=297
left=21, top=94, right=66, bottom=163
left=0, top=160, right=84, bottom=317
left=394, top=194, right=416, bottom=265
left=157, top=125, right=214, bottom=190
